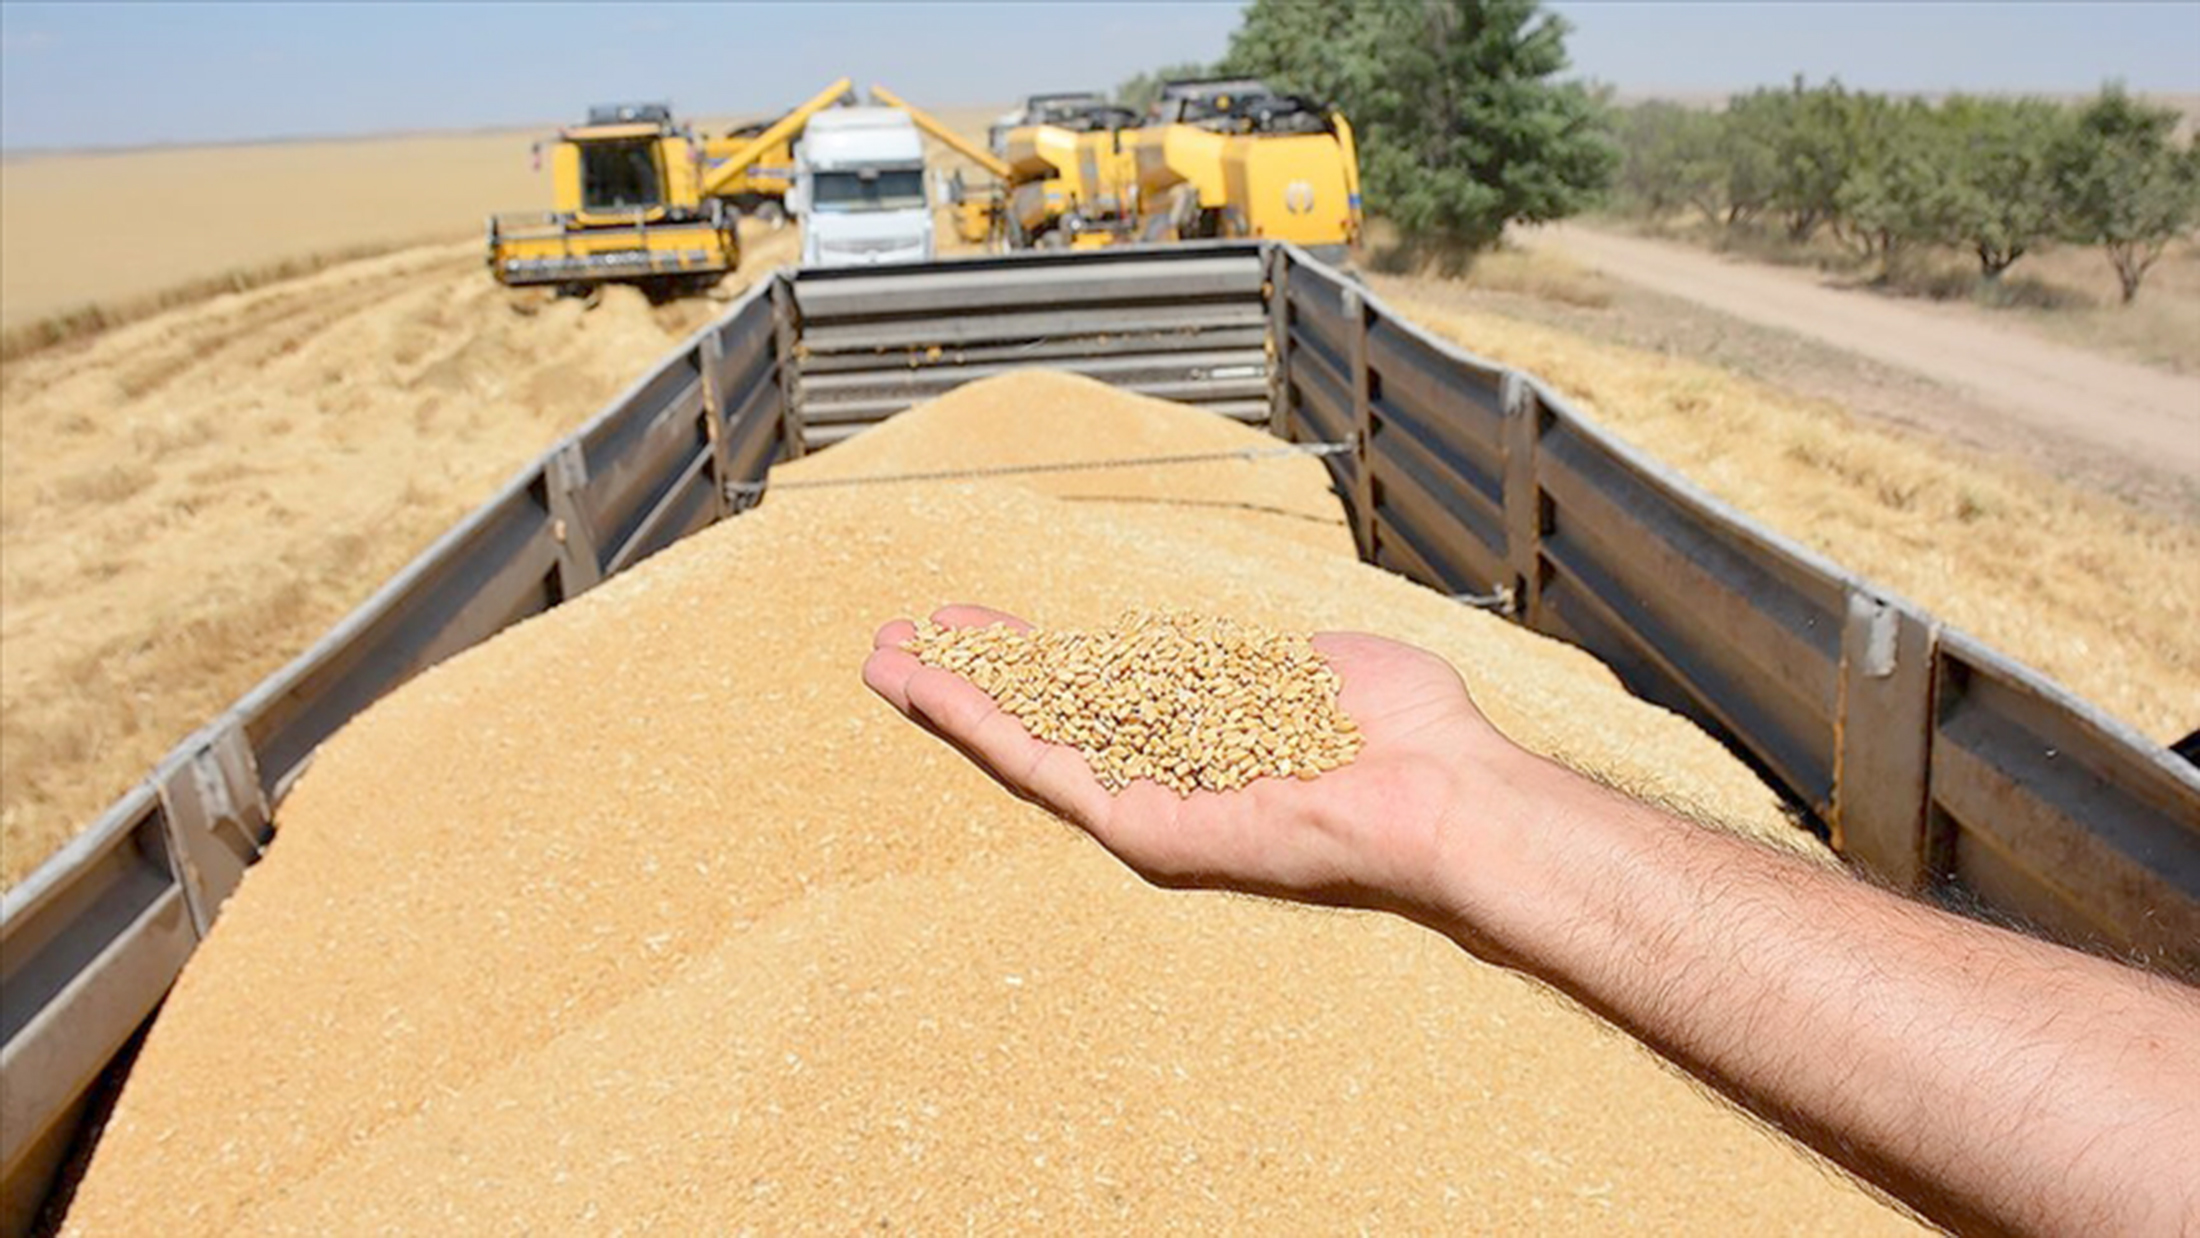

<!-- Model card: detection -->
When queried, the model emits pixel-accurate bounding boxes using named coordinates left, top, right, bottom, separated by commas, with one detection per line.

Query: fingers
left=930, top=604, right=1031, bottom=631
left=873, top=618, right=917, bottom=650
left=861, top=643, right=924, bottom=713
left=901, top=664, right=1111, bottom=827
left=864, top=607, right=1026, bottom=711
left=863, top=606, right=1108, bottom=826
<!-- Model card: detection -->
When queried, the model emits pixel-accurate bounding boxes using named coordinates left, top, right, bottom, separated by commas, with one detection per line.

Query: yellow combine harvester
left=485, top=102, right=735, bottom=296
left=874, top=81, right=1359, bottom=260
left=876, top=85, right=1147, bottom=252
left=994, top=96, right=1145, bottom=249
left=1135, top=78, right=1363, bottom=261
left=487, top=80, right=853, bottom=296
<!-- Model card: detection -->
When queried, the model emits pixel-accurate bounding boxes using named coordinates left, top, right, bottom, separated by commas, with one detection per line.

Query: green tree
left=1712, top=97, right=1782, bottom=228
left=1227, top=0, right=1615, bottom=268
left=1836, top=98, right=1957, bottom=269
left=1730, top=76, right=1879, bottom=243
left=2052, top=85, right=2200, bottom=303
left=1936, top=96, right=2067, bottom=280
left=1116, top=62, right=1215, bottom=116
left=1611, top=101, right=1727, bottom=223
left=1216, top=2, right=1353, bottom=103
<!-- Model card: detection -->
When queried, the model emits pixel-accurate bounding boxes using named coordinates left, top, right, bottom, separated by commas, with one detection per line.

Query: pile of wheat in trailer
left=4, top=4, right=2196, bottom=1234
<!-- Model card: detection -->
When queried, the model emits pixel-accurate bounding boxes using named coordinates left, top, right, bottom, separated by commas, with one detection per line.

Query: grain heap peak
left=904, top=609, right=1363, bottom=795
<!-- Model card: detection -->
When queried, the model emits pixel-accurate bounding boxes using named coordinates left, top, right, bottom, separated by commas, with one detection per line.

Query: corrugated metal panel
left=789, top=245, right=1269, bottom=451
left=1532, top=405, right=1845, bottom=809
left=1931, top=634, right=2200, bottom=968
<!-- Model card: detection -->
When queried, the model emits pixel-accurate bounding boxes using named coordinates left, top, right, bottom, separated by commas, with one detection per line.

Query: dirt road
left=1519, top=225, right=2200, bottom=480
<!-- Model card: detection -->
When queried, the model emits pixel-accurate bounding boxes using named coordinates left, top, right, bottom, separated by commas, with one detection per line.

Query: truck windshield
left=811, top=169, right=926, bottom=213
left=581, top=139, right=663, bottom=212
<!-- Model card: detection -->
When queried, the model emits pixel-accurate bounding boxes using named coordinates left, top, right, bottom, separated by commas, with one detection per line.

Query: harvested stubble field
left=0, top=223, right=798, bottom=887
left=61, top=371, right=1922, bottom=1234
left=1376, top=288, right=2200, bottom=747
left=0, top=106, right=984, bottom=886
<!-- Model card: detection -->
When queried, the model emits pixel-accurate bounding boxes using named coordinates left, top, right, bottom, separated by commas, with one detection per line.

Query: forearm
left=1439, top=746, right=2200, bottom=1236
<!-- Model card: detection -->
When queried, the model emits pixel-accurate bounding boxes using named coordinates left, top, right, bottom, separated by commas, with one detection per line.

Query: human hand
left=861, top=605, right=1534, bottom=929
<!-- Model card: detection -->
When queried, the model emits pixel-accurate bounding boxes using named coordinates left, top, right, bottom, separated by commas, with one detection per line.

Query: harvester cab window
left=581, top=139, right=664, bottom=212
left=811, top=168, right=926, bottom=213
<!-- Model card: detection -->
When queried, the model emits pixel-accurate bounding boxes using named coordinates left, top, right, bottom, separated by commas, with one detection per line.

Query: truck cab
left=791, top=108, right=934, bottom=268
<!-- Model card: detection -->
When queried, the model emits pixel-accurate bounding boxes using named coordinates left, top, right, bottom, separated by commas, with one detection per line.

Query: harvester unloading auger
left=876, top=79, right=1361, bottom=260
left=485, top=78, right=855, bottom=297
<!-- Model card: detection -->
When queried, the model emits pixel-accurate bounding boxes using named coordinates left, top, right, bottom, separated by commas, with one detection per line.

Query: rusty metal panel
left=1931, top=634, right=2200, bottom=971
left=1287, top=324, right=1351, bottom=414
left=1290, top=360, right=1352, bottom=449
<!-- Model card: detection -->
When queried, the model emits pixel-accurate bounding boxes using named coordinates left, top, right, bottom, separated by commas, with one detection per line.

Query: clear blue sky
left=2, top=1, right=2194, bottom=151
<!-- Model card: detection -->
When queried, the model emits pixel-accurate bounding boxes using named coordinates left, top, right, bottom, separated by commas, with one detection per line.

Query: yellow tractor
left=1134, top=78, right=1362, bottom=261
left=486, top=102, right=737, bottom=297
left=488, top=80, right=855, bottom=296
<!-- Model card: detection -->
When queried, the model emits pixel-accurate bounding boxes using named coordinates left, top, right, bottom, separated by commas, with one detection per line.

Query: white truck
left=791, top=107, right=934, bottom=267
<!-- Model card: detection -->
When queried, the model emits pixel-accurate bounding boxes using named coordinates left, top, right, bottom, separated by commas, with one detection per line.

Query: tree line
left=1604, top=80, right=2198, bottom=302
left=1115, top=2, right=2198, bottom=300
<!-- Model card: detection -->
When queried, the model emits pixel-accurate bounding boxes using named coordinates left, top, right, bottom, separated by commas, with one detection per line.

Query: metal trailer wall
left=1266, top=243, right=2199, bottom=971
left=785, top=244, right=1274, bottom=449
left=3, top=243, right=2194, bottom=1231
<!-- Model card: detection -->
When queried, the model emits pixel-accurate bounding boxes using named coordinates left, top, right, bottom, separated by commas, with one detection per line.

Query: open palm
left=863, top=605, right=1515, bottom=924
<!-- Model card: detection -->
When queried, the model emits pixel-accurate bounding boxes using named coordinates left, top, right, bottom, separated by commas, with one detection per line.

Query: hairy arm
left=1456, top=750, right=2200, bottom=1237
left=864, top=607, right=2200, bottom=1236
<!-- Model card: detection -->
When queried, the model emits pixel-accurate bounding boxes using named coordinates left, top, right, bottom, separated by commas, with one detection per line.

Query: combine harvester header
left=486, top=78, right=855, bottom=297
